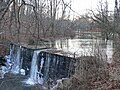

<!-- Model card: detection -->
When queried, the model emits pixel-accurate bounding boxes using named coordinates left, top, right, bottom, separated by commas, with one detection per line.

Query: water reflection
left=52, top=39, right=114, bottom=63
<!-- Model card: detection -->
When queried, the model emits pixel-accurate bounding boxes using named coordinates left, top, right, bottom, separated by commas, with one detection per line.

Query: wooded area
left=1, top=0, right=120, bottom=90
left=0, top=0, right=76, bottom=45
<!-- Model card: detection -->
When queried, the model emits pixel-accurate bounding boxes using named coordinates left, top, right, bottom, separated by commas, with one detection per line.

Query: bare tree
left=88, top=0, right=115, bottom=40
left=0, top=0, right=76, bottom=49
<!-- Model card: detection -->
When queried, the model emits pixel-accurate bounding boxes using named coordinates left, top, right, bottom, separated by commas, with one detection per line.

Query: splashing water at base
left=25, top=50, right=44, bottom=85
left=11, top=46, right=21, bottom=74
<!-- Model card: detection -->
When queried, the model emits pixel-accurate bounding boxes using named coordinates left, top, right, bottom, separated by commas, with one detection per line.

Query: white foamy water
left=106, top=40, right=113, bottom=63
left=25, top=50, right=43, bottom=85
left=11, top=46, right=21, bottom=74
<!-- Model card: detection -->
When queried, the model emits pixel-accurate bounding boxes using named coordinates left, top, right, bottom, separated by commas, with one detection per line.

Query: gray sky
left=71, top=0, right=115, bottom=15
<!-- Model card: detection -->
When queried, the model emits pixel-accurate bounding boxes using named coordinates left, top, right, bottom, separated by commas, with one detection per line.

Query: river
left=48, top=38, right=114, bottom=63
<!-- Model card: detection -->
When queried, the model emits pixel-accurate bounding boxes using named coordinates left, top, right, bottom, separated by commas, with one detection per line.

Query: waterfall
left=37, top=57, right=44, bottom=84
left=26, top=50, right=42, bottom=85
left=44, top=54, right=51, bottom=83
left=106, top=40, right=113, bottom=63
left=38, top=57, right=44, bottom=76
left=0, top=44, right=15, bottom=79
left=11, top=46, right=21, bottom=74
left=7, top=44, right=15, bottom=64
left=9, top=44, right=15, bottom=63
left=5, top=44, right=14, bottom=71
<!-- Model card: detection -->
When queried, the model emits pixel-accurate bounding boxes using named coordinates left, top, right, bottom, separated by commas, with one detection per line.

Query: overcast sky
left=71, top=0, right=115, bottom=15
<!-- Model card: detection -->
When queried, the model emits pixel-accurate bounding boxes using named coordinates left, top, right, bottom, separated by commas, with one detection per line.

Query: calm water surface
left=50, top=39, right=114, bottom=63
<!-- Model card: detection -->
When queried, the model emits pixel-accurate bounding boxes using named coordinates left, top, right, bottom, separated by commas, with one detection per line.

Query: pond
left=49, top=38, right=114, bottom=63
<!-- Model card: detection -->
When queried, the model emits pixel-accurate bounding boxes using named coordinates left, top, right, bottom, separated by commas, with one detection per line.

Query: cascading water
left=9, top=44, right=15, bottom=63
left=106, top=40, right=113, bottom=63
left=3, top=43, right=75, bottom=89
left=5, top=44, right=14, bottom=71
left=37, top=56, right=44, bottom=84
left=22, top=48, right=74, bottom=86
left=11, top=46, right=21, bottom=74
left=39, top=57, right=44, bottom=75
left=44, top=54, right=51, bottom=83
left=0, top=44, right=19, bottom=79
left=25, top=50, right=42, bottom=85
